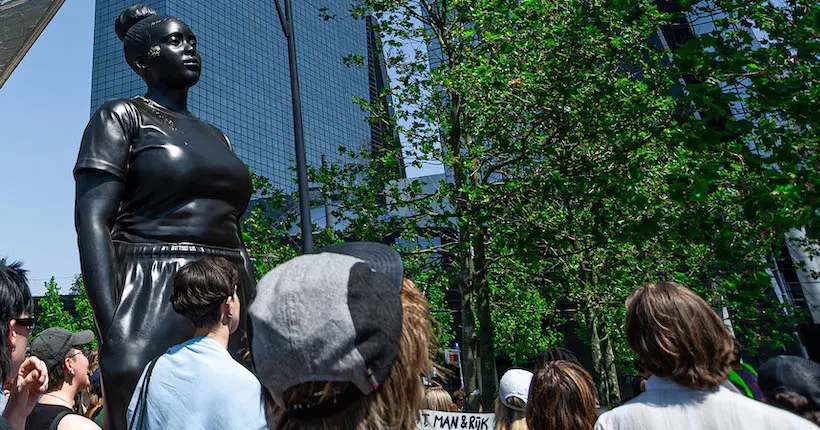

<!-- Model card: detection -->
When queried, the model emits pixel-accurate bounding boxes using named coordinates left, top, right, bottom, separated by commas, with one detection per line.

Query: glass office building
left=90, top=0, right=387, bottom=191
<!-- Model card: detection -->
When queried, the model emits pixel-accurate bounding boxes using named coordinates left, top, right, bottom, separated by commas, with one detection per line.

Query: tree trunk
left=586, top=307, right=606, bottom=400
left=460, top=279, right=479, bottom=412
left=474, top=227, right=497, bottom=410
left=599, top=317, right=621, bottom=406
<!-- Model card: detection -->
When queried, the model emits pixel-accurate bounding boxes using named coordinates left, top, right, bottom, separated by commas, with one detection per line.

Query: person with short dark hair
left=126, top=257, right=266, bottom=429
left=27, top=328, right=98, bottom=430
left=595, top=281, right=817, bottom=430
left=757, top=355, right=820, bottom=425
left=536, top=346, right=581, bottom=368
left=0, top=260, right=35, bottom=397
left=0, top=259, right=50, bottom=430
left=452, top=390, right=466, bottom=412
left=250, top=242, right=435, bottom=429
left=527, top=360, right=598, bottom=430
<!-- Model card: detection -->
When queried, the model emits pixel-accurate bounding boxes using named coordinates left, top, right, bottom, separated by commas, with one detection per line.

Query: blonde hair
left=272, top=278, right=435, bottom=429
left=495, top=396, right=529, bottom=430
left=422, top=386, right=455, bottom=412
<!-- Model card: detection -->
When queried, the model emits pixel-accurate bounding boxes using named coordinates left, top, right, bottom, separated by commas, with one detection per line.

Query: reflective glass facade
left=91, top=1, right=373, bottom=191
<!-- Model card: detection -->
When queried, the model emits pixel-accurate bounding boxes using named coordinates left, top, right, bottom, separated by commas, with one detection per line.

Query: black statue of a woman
left=74, top=5, right=254, bottom=429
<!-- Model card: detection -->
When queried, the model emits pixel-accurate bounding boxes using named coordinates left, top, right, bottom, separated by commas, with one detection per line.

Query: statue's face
left=142, top=19, right=201, bottom=89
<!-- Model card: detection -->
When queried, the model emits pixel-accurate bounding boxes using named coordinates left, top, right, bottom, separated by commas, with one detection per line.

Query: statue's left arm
left=239, top=231, right=255, bottom=283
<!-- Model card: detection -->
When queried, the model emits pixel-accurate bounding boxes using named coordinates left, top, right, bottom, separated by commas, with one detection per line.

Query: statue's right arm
left=75, top=170, right=125, bottom=342
left=73, top=99, right=137, bottom=342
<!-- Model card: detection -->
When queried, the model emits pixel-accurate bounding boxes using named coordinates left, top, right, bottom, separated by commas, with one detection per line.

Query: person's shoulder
left=713, top=389, right=817, bottom=429
left=223, top=356, right=261, bottom=383
left=594, top=392, right=661, bottom=429
left=57, top=413, right=101, bottom=430
left=95, top=98, right=140, bottom=115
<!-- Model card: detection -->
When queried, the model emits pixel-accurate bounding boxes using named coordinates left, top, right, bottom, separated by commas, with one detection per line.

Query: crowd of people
left=1, top=248, right=819, bottom=429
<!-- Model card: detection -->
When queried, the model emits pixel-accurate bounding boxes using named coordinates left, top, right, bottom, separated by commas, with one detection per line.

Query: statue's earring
left=148, top=45, right=161, bottom=58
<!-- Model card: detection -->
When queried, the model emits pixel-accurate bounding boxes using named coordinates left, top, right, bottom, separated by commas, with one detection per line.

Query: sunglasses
left=13, top=317, right=35, bottom=331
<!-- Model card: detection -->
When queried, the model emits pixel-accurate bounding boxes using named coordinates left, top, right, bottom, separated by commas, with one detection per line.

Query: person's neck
left=195, top=324, right=230, bottom=349
left=144, top=87, right=189, bottom=113
left=41, top=385, right=77, bottom=408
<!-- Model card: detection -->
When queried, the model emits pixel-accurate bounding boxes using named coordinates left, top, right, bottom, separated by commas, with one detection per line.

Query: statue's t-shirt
left=74, top=97, right=252, bottom=249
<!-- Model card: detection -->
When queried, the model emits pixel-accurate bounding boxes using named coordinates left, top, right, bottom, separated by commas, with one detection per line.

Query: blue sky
left=0, top=0, right=94, bottom=295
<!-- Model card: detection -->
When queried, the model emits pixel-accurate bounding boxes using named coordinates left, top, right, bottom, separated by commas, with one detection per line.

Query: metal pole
left=321, top=154, right=333, bottom=229
left=275, top=0, right=313, bottom=253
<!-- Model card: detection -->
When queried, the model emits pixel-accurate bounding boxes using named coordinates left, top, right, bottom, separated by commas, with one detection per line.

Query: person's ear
left=6, top=321, right=16, bottom=349
left=64, top=358, right=75, bottom=383
left=221, top=300, right=232, bottom=324
left=135, top=56, right=147, bottom=70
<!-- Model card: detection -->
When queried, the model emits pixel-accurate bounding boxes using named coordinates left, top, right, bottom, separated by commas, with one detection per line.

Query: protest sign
left=418, top=409, right=495, bottom=430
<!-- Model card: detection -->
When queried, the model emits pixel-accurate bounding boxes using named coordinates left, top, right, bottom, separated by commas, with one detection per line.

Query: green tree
left=659, top=0, right=819, bottom=354
left=311, top=0, right=683, bottom=407
left=70, top=275, right=98, bottom=349
left=36, top=277, right=76, bottom=336
left=242, top=0, right=814, bottom=408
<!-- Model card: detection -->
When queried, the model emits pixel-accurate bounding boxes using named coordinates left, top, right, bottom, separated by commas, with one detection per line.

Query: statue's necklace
left=136, top=96, right=178, bottom=131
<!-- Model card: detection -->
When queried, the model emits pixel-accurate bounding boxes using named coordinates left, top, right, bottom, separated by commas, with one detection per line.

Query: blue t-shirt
left=127, top=336, right=267, bottom=429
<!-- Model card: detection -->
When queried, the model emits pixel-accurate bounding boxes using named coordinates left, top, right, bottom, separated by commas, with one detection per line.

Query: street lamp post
left=274, top=0, right=313, bottom=253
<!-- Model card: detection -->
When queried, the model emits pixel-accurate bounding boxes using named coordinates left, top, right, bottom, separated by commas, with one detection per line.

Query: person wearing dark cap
left=250, top=242, right=435, bottom=429
left=758, top=355, right=820, bottom=425
left=27, top=328, right=99, bottom=430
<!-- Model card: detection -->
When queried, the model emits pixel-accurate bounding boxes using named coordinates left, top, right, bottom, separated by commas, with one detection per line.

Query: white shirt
left=595, top=376, right=817, bottom=430
left=126, top=336, right=267, bottom=430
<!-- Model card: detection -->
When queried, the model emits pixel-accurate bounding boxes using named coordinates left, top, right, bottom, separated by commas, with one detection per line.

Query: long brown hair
left=272, top=278, right=434, bottom=429
left=527, top=360, right=598, bottom=430
left=625, top=281, right=735, bottom=389
left=495, top=396, right=528, bottom=430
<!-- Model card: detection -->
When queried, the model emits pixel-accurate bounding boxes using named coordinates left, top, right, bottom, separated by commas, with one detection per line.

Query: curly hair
left=625, top=281, right=735, bottom=389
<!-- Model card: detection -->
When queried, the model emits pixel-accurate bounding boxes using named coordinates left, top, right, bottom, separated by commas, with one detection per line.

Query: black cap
left=30, top=327, right=94, bottom=373
left=318, top=242, right=404, bottom=291
left=758, top=355, right=820, bottom=408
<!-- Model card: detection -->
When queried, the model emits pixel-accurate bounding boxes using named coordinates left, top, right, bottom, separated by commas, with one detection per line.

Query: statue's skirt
left=100, top=241, right=254, bottom=430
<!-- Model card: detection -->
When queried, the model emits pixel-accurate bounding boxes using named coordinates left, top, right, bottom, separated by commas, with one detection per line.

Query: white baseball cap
left=499, top=369, right=534, bottom=411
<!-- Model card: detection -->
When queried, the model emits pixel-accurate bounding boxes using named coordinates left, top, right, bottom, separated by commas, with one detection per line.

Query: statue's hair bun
left=115, top=4, right=158, bottom=42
